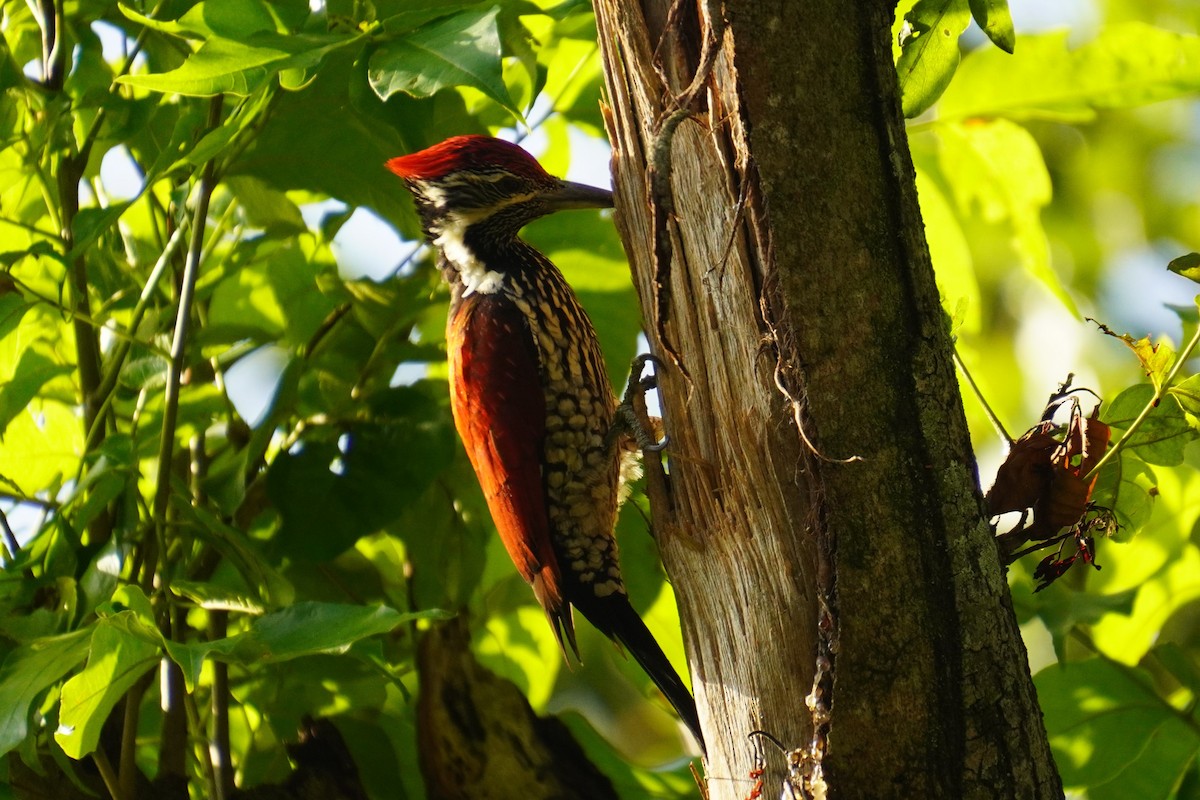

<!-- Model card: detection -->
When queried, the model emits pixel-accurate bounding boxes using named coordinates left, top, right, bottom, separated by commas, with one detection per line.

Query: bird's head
left=387, top=135, right=613, bottom=240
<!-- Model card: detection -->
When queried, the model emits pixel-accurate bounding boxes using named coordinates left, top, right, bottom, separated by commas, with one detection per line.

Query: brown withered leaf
left=989, top=384, right=1112, bottom=582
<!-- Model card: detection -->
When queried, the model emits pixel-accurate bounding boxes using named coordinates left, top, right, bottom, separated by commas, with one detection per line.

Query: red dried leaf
left=990, top=383, right=1113, bottom=567
left=985, top=423, right=1058, bottom=516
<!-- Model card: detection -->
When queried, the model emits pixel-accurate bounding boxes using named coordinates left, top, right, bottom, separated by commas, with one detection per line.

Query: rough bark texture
left=593, top=1, right=1064, bottom=798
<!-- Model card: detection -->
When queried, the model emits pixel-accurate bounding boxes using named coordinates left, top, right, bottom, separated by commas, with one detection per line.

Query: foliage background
left=0, top=0, right=1198, bottom=797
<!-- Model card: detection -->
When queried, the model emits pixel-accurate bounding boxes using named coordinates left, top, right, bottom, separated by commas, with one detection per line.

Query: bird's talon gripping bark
left=616, top=354, right=667, bottom=451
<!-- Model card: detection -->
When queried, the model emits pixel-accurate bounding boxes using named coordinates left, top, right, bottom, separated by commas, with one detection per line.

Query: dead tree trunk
left=593, top=1, right=1064, bottom=797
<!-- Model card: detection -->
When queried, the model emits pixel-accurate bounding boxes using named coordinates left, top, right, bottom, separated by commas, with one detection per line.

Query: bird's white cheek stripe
left=426, top=188, right=540, bottom=297
left=434, top=217, right=504, bottom=296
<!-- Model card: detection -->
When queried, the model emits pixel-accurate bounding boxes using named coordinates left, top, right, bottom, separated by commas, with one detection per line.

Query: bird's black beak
left=544, top=179, right=614, bottom=211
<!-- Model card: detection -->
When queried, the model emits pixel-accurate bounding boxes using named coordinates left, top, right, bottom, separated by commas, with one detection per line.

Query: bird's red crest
left=386, top=135, right=551, bottom=182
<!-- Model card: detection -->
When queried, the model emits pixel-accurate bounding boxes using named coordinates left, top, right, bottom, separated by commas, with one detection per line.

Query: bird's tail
left=591, top=595, right=705, bottom=752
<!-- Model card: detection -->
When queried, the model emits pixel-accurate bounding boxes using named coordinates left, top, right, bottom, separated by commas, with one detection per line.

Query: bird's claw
left=614, top=354, right=668, bottom=452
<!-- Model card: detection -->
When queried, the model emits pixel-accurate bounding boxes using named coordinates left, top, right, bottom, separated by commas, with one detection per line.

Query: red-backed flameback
left=387, top=136, right=702, bottom=747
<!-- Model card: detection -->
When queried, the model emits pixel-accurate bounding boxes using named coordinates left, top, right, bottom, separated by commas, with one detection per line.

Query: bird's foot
left=612, top=354, right=668, bottom=452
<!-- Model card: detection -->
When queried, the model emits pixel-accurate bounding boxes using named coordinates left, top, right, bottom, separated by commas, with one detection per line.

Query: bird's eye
left=491, top=175, right=527, bottom=198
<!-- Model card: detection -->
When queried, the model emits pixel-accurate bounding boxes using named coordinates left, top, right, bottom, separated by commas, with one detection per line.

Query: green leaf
left=1168, top=252, right=1200, bottom=283
left=1104, top=384, right=1195, bottom=467
left=0, top=630, right=91, bottom=758
left=940, top=24, right=1200, bottom=122
left=896, top=0, right=972, bottom=118
left=1091, top=454, right=1155, bottom=538
left=967, top=0, right=1015, bottom=54
left=1014, top=581, right=1137, bottom=661
left=56, top=623, right=160, bottom=758
left=1086, top=719, right=1199, bottom=800
left=118, top=32, right=355, bottom=97
left=228, top=48, right=418, bottom=230
left=475, top=605, right=562, bottom=709
left=936, top=119, right=1075, bottom=314
left=165, top=603, right=450, bottom=690
left=69, top=202, right=133, bottom=261
left=1170, top=373, right=1200, bottom=423
left=368, top=7, right=517, bottom=115
left=232, top=602, right=434, bottom=662
left=0, top=349, right=71, bottom=437
left=119, top=0, right=278, bottom=40
left=169, top=580, right=266, bottom=614
left=266, top=388, right=455, bottom=561
left=1152, top=642, right=1200, bottom=696
left=914, top=165, right=980, bottom=332
left=182, top=504, right=295, bottom=607
left=0, top=398, right=82, bottom=493
left=1036, top=657, right=1193, bottom=789
left=226, top=175, right=307, bottom=235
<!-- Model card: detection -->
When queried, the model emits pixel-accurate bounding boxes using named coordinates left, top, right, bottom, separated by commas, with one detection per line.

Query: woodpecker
left=387, top=135, right=702, bottom=747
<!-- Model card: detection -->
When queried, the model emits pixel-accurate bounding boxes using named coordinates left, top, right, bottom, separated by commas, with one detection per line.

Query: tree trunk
left=593, top=1, right=1064, bottom=797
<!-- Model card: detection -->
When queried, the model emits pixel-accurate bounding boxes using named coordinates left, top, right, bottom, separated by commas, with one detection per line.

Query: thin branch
left=953, top=346, right=1013, bottom=444
left=146, top=96, right=224, bottom=591
left=90, top=221, right=190, bottom=424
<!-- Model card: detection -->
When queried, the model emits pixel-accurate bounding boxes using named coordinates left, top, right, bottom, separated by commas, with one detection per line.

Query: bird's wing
left=447, top=293, right=576, bottom=654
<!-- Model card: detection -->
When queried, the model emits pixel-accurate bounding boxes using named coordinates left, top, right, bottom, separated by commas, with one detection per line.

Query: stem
left=158, top=655, right=188, bottom=782
left=90, top=222, right=189, bottom=425
left=92, top=748, right=125, bottom=800
left=953, top=346, right=1012, bottom=444
left=146, top=96, right=223, bottom=591
left=210, top=610, right=232, bottom=800
left=36, top=0, right=65, bottom=91
left=118, top=671, right=153, bottom=800
left=0, top=507, right=19, bottom=561
left=1084, top=321, right=1200, bottom=481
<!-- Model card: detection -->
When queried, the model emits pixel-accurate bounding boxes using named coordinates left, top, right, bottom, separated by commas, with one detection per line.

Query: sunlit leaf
left=896, top=0, right=971, bottom=118
left=165, top=602, right=450, bottom=690
left=118, top=32, right=355, bottom=97
left=1169, top=374, right=1200, bottom=421
left=119, top=0, right=277, bottom=40
left=914, top=165, right=980, bottom=332
left=937, top=119, right=1075, bottom=314
left=0, top=630, right=91, bottom=758
left=1104, top=384, right=1194, bottom=467
left=1037, top=657, right=1198, bottom=793
left=941, top=24, right=1200, bottom=122
left=1094, top=324, right=1175, bottom=392
left=368, top=7, right=517, bottom=115
left=0, top=350, right=71, bottom=437
left=1168, top=252, right=1200, bottom=283
left=56, top=623, right=160, bottom=758
left=968, top=0, right=1015, bottom=54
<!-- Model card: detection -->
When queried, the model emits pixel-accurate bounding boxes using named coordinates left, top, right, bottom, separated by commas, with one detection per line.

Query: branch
left=145, top=96, right=223, bottom=590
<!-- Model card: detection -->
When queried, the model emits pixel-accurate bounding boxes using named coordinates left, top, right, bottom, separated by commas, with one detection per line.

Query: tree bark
left=593, top=2, right=1064, bottom=798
